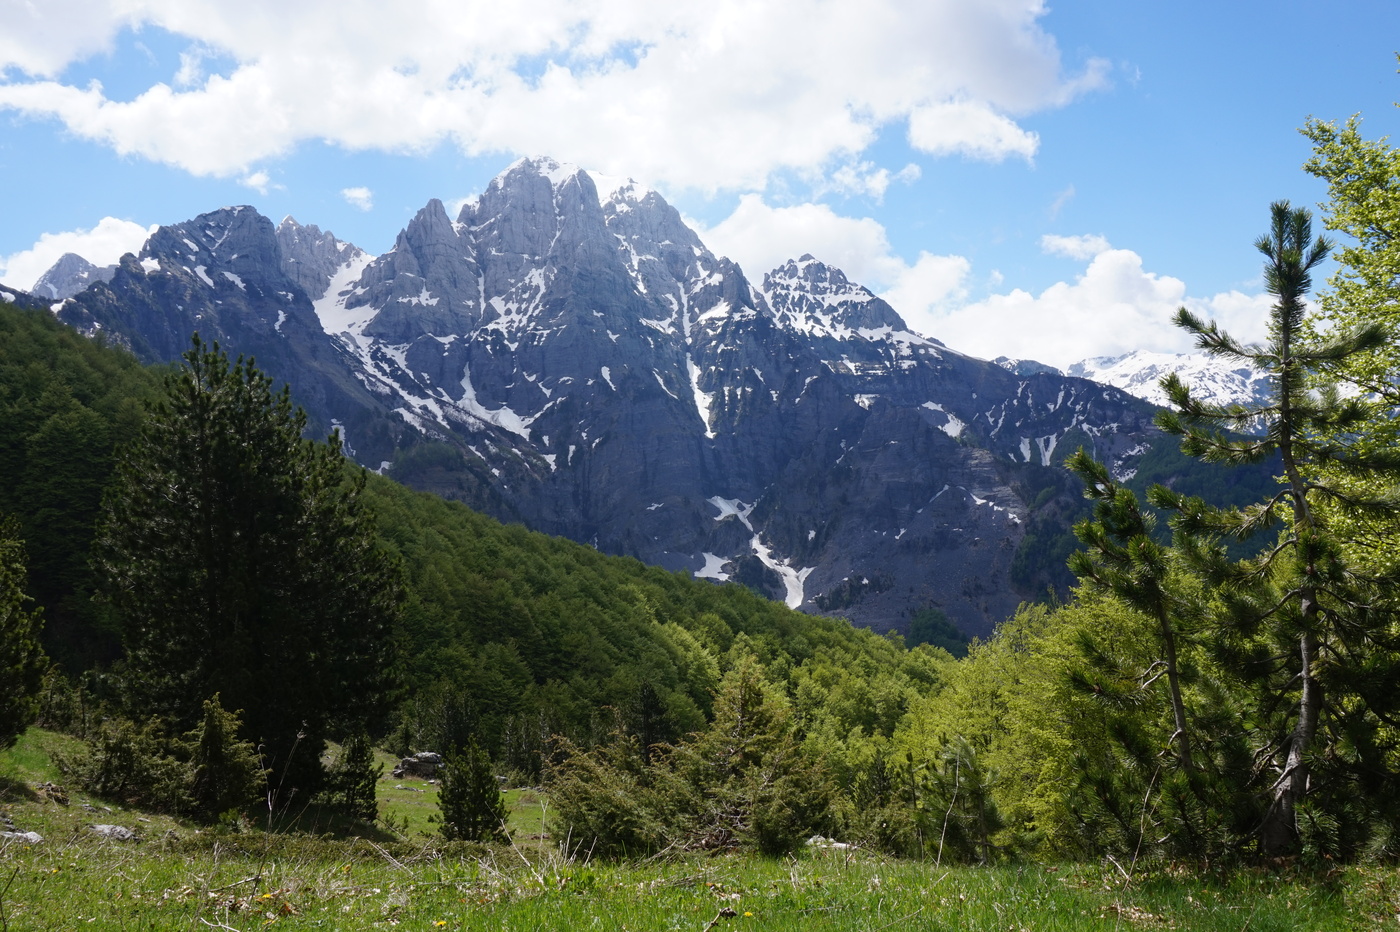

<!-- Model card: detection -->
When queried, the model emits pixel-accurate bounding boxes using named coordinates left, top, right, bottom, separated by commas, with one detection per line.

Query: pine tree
left=666, top=656, right=830, bottom=855
left=1152, top=201, right=1400, bottom=858
left=438, top=738, right=509, bottom=843
left=1065, top=452, right=1198, bottom=784
left=185, top=694, right=265, bottom=822
left=94, top=336, right=403, bottom=798
left=325, top=731, right=382, bottom=822
left=0, top=515, right=46, bottom=750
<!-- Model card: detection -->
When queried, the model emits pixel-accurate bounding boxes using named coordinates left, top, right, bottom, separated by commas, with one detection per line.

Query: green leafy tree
left=0, top=515, right=46, bottom=750
left=1301, top=109, right=1400, bottom=573
left=1152, top=201, right=1400, bottom=858
left=438, top=738, right=509, bottom=843
left=94, top=336, right=403, bottom=797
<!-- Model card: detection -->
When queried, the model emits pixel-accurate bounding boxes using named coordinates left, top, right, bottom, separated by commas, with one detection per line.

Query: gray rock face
left=275, top=217, right=365, bottom=300
left=57, top=207, right=416, bottom=467
left=33, top=253, right=116, bottom=300
left=53, top=159, right=1169, bottom=636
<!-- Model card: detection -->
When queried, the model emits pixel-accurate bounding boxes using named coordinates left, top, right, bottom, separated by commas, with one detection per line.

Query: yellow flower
left=744, top=913, right=753, bottom=918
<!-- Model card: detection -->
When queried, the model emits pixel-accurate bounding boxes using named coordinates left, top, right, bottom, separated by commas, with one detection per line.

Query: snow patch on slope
left=751, top=536, right=814, bottom=610
left=688, top=354, right=716, bottom=438
left=313, top=252, right=377, bottom=335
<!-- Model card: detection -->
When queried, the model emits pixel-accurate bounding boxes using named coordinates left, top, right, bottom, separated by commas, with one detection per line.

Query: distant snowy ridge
left=1065, top=350, right=1273, bottom=410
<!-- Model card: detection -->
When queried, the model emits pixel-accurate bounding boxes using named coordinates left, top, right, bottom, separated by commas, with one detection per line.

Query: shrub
left=550, top=657, right=831, bottom=857
left=548, top=729, right=668, bottom=857
left=57, top=715, right=190, bottom=812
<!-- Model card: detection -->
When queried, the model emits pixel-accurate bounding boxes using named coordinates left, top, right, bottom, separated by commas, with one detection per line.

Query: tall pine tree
left=1152, top=201, right=1400, bottom=858
left=95, top=336, right=403, bottom=797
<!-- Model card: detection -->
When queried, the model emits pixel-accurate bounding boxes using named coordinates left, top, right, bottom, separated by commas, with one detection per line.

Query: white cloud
left=680, top=197, right=1274, bottom=370
left=697, top=195, right=969, bottom=330
left=0, top=217, right=155, bottom=291
left=0, top=0, right=1107, bottom=190
left=341, top=186, right=374, bottom=211
left=1040, top=233, right=1111, bottom=260
left=818, top=161, right=922, bottom=202
left=700, top=195, right=900, bottom=283
left=907, top=100, right=1040, bottom=162
left=925, top=247, right=1273, bottom=370
left=878, top=253, right=972, bottom=328
left=240, top=169, right=272, bottom=194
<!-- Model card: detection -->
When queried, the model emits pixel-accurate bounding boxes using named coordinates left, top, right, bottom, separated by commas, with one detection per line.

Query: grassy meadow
left=2, top=730, right=1397, bottom=931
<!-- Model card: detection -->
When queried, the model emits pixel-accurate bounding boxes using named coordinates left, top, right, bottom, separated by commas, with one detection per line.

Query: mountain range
left=6, top=157, right=1254, bottom=637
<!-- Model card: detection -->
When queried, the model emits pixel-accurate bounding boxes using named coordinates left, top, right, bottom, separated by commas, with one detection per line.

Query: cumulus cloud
left=341, top=186, right=374, bottom=211
left=907, top=100, right=1040, bottom=162
left=0, top=217, right=155, bottom=291
left=925, top=247, right=1273, bottom=369
left=240, top=169, right=272, bottom=194
left=0, top=0, right=1108, bottom=190
left=697, top=194, right=969, bottom=330
left=700, top=199, right=1271, bottom=370
left=700, top=195, right=905, bottom=284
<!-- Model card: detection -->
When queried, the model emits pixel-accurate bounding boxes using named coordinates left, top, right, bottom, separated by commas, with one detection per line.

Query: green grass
left=2, top=729, right=1396, bottom=931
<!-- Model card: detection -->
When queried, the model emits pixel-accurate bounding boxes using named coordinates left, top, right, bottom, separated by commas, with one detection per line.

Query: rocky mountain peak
left=32, top=252, right=117, bottom=301
left=142, top=206, right=284, bottom=288
left=275, top=217, right=365, bottom=301
left=764, top=255, right=910, bottom=336
left=993, top=356, right=1062, bottom=377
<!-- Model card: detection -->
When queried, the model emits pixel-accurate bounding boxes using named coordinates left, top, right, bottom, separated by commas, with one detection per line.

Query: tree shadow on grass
left=255, top=799, right=402, bottom=844
left=0, top=772, right=37, bottom=803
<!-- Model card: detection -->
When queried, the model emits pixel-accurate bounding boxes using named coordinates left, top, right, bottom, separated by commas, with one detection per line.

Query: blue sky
left=2, top=0, right=1398, bottom=368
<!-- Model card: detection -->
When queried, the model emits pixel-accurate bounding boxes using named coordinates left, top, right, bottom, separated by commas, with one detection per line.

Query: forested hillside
left=0, top=304, right=162, bottom=669
left=0, top=298, right=955, bottom=780
left=364, top=470, right=956, bottom=778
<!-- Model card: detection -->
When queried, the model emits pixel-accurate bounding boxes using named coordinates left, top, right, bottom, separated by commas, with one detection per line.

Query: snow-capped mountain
left=48, top=157, right=1168, bottom=636
left=1066, top=350, right=1273, bottom=410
